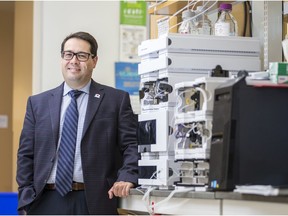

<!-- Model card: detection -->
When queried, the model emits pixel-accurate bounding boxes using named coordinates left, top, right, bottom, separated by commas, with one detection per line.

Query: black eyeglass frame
left=61, top=51, right=95, bottom=62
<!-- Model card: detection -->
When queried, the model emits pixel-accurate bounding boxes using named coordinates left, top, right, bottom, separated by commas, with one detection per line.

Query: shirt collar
left=63, top=80, right=91, bottom=96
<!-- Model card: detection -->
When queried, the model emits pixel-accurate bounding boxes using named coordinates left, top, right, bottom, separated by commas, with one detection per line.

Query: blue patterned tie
left=56, top=90, right=82, bottom=196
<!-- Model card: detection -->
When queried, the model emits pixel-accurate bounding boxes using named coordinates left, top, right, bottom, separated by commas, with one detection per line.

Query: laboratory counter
left=120, top=188, right=288, bottom=215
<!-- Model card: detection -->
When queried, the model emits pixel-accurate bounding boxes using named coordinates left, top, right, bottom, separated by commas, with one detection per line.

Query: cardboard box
left=269, top=62, right=288, bottom=84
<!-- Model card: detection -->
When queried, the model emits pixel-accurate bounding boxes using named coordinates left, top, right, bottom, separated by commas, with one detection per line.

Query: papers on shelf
left=245, top=76, right=288, bottom=87
left=234, top=185, right=288, bottom=196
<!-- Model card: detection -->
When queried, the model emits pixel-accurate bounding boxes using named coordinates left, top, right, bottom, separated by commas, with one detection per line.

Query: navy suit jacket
left=16, top=79, right=139, bottom=215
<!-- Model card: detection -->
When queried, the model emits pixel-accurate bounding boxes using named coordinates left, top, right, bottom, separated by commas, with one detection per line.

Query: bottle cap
left=182, top=10, right=194, bottom=19
left=219, top=3, right=232, bottom=11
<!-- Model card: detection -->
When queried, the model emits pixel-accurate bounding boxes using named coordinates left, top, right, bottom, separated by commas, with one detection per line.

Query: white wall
left=33, top=1, right=120, bottom=94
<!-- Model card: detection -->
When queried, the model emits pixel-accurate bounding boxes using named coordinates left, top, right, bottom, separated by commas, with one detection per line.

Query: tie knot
left=69, top=90, right=83, bottom=99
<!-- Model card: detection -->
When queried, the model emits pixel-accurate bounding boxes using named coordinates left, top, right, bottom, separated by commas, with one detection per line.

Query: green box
left=269, top=62, right=288, bottom=84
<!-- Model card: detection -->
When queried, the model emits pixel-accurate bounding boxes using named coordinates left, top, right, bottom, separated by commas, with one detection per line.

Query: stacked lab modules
left=137, top=33, right=260, bottom=190
left=174, top=77, right=230, bottom=189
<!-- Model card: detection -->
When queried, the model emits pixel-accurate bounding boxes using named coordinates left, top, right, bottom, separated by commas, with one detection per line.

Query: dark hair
left=61, top=31, right=98, bottom=57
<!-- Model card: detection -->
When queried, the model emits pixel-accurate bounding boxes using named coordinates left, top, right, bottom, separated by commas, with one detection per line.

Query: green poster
left=120, top=0, right=147, bottom=26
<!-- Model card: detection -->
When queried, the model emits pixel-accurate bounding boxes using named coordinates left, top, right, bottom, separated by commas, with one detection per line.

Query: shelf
left=120, top=189, right=288, bottom=215
left=147, top=0, right=244, bottom=15
left=147, top=0, right=252, bottom=38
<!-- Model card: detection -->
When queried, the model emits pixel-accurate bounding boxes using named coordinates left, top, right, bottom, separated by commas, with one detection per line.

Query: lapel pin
left=94, top=94, right=100, bottom=98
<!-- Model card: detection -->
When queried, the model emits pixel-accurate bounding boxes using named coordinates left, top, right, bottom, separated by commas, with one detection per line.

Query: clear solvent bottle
left=194, top=6, right=212, bottom=35
left=178, top=10, right=197, bottom=35
left=214, top=3, right=238, bottom=36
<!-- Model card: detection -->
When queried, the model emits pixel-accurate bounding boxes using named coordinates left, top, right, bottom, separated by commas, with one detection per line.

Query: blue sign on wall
left=115, top=62, right=140, bottom=96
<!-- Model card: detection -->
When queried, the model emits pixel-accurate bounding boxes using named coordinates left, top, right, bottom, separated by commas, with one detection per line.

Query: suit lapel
left=82, top=80, right=105, bottom=138
left=49, top=84, right=64, bottom=147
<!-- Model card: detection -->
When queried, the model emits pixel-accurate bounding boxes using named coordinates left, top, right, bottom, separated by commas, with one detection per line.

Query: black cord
left=243, top=2, right=247, bottom=36
left=247, top=1, right=252, bottom=37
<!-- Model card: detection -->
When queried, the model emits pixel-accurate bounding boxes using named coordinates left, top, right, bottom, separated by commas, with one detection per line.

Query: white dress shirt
left=47, top=80, right=90, bottom=183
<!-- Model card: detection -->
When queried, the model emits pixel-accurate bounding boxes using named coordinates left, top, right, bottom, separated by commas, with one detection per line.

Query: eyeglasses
left=61, top=51, right=95, bottom=62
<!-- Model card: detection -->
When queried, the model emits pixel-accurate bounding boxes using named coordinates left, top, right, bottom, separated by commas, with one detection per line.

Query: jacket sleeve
left=116, top=92, right=140, bottom=185
left=16, top=97, right=36, bottom=210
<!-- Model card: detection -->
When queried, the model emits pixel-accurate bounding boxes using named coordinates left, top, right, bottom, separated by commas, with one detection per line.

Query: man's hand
left=108, top=181, right=134, bottom=199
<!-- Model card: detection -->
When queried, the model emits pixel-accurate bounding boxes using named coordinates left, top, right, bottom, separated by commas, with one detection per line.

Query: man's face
left=61, top=38, right=98, bottom=89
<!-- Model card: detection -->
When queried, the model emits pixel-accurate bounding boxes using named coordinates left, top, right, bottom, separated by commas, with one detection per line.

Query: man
left=16, top=31, right=139, bottom=215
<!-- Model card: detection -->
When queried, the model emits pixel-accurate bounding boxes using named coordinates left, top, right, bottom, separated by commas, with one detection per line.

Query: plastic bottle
left=178, top=10, right=197, bottom=34
left=194, top=6, right=212, bottom=35
left=214, top=3, right=238, bottom=36
left=282, top=23, right=288, bottom=62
